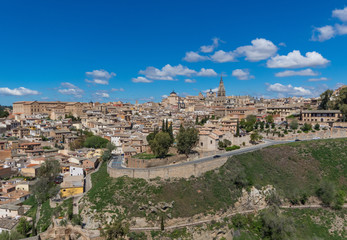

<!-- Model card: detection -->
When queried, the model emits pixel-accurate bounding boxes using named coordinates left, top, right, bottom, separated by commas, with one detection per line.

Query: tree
left=83, top=136, right=109, bottom=148
left=316, top=181, right=336, bottom=206
left=318, top=89, right=333, bottom=110
left=149, top=132, right=172, bottom=158
left=289, top=120, right=298, bottom=130
left=260, top=121, right=265, bottom=131
left=265, top=115, right=274, bottom=123
left=32, top=160, right=61, bottom=204
left=106, top=142, right=116, bottom=152
left=168, top=122, right=174, bottom=144
left=301, top=123, right=312, bottom=132
left=314, top=123, right=320, bottom=131
left=260, top=206, right=295, bottom=240
left=235, top=120, right=240, bottom=136
left=176, top=126, right=199, bottom=156
left=250, top=131, right=263, bottom=144
left=16, top=217, right=31, bottom=236
left=102, top=220, right=129, bottom=240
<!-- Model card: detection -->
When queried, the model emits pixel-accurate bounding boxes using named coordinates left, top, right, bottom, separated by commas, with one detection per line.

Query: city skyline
left=1, top=0, right=347, bottom=105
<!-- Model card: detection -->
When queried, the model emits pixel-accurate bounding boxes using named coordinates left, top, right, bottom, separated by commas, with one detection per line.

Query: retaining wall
left=108, top=156, right=228, bottom=180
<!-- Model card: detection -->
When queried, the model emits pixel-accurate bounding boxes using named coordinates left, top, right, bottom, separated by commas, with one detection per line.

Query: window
left=210, top=140, right=213, bottom=144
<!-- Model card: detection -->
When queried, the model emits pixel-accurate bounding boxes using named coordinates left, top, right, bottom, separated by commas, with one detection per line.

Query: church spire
left=217, top=75, right=226, bottom=97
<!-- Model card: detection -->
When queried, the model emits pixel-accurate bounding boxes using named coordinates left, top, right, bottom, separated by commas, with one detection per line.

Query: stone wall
left=264, top=128, right=347, bottom=141
left=108, top=156, right=228, bottom=180
left=127, top=155, right=187, bottom=168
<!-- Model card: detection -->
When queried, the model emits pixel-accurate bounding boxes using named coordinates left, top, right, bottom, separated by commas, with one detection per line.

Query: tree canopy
left=84, top=136, right=109, bottom=149
left=176, top=126, right=199, bottom=156
left=148, top=131, right=172, bottom=158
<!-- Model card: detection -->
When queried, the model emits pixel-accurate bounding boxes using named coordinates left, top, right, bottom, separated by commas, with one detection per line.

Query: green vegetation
left=0, top=105, right=9, bottom=118
left=226, top=145, right=241, bottom=151
left=32, top=160, right=60, bottom=204
left=37, top=200, right=54, bottom=232
left=83, top=138, right=347, bottom=224
left=320, top=87, right=347, bottom=120
left=133, top=153, right=157, bottom=159
left=84, top=135, right=109, bottom=148
left=176, top=126, right=199, bottom=156
left=149, top=131, right=172, bottom=158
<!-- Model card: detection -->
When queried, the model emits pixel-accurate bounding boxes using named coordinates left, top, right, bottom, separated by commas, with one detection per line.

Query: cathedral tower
left=217, top=76, right=226, bottom=97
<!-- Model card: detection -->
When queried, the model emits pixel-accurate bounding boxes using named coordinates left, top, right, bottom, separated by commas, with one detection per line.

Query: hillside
left=80, top=138, right=347, bottom=237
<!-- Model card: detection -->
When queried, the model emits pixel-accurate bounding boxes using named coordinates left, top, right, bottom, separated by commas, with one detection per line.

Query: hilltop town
left=0, top=79, right=346, bottom=239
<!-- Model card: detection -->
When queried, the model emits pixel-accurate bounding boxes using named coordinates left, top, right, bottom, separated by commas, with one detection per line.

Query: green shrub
left=226, top=145, right=241, bottom=151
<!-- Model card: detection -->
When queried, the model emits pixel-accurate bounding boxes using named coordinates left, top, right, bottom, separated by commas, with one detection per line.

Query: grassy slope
left=84, top=138, right=347, bottom=220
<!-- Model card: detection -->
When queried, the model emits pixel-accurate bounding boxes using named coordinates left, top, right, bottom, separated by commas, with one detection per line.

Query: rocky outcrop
left=234, top=185, right=275, bottom=211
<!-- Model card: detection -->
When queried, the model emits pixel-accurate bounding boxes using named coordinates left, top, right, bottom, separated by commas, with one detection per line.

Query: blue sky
left=0, top=0, right=347, bottom=105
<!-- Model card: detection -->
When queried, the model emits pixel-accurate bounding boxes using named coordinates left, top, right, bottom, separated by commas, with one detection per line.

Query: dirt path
left=130, top=204, right=347, bottom=231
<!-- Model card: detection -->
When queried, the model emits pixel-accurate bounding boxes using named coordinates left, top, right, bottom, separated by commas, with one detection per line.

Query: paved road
left=110, top=139, right=293, bottom=170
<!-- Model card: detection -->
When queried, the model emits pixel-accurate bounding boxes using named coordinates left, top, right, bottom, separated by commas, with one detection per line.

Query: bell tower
left=217, top=76, right=226, bottom=97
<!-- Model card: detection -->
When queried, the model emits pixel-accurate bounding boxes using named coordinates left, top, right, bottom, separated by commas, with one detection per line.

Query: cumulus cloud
left=275, top=68, right=319, bottom=77
left=111, top=88, right=125, bottom=92
left=267, top=83, right=312, bottom=96
left=232, top=69, right=254, bottom=80
left=185, top=79, right=196, bottom=83
left=95, top=92, right=109, bottom=98
left=131, top=77, right=153, bottom=83
left=311, top=7, right=347, bottom=41
left=203, top=87, right=218, bottom=93
left=210, top=50, right=236, bottom=63
left=332, top=6, right=347, bottom=22
left=85, top=69, right=116, bottom=85
left=266, top=50, right=329, bottom=68
left=235, top=38, right=278, bottom=61
left=197, top=68, right=217, bottom=77
left=200, top=37, right=220, bottom=53
left=58, top=82, right=84, bottom=98
left=134, top=65, right=217, bottom=82
left=161, top=95, right=168, bottom=98
left=336, top=24, right=347, bottom=35
left=139, top=96, right=155, bottom=101
left=0, top=87, right=40, bottom=96
left=139, top=64, right=196, bottom=80
left=312, top=25, right=336, bottom=41
left=308, top=77, right=329, bottom=82
left=183, top=51, right=209, bottom=62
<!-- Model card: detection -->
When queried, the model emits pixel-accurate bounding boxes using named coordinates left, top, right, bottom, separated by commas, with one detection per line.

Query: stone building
left=300, top=110, right=343, bottom=124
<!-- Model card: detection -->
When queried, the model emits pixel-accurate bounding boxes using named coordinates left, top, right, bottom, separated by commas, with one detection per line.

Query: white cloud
left=0, top=87, right=40, bottom=96
left=279, top=42, right=286, bottom=47
left=235, top=38, right=278, bottom=61
left=139, top=96, right=155, bottom=101
left=232, top=69, right=254, bottom=80
left=161, top=95, right=168, bottom=98
left=85, top=69, right=116, bottom=85
left=95, top=92, right=109, bottom=98
left=58, top=82, right=84, bottom=98
left=266, top=50, right=329, bottom=68
left=210, top=50, right=236, bottom=63
left=197, top=68, right=217, bottom=77
left=183, top=51, right=209, bottom=62
left=312, top=25, right=336, bottom=41
left=203, top=87, right=218, bottom=93
left=275, top=68, right=319, bottom=77
left=111, top=88, right=125, bottom=92
left=267, top=83, right=312, bottom=96
left=139, top=64, right=196, bottom=80
left=308, top=77, right=329, bottom=82
left=200, top=37, right=220, bottom=53
left=332, top=6, right=347, bottom=22
left=131, top=77, right=153, bottom=83
left=185, top=79, right=196, bottom=83
left=336, top=24, right=347, bottom=35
